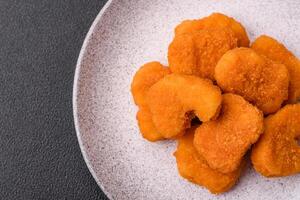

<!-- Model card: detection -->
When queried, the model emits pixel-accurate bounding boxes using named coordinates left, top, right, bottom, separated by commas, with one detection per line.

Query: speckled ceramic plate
left=73, top=0, right=300, bottom=199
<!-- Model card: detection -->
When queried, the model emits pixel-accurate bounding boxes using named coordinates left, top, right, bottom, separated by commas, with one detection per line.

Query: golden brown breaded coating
left=147, top=74, right=222, bottom=138
left=131, top=62, right=170, bottom=141
left=174, top=127, right=244, bottom=194
left=251, top=104, right=300, bottom=177
left=175, top=13, right=250, bottom=47
left=131, top=62, right=171, bottom=106
left=168, top=28, right=237, bottom=80
left=194, top=94, right=264, bottom=173
left=136, top=106, right=164, bottom=142
left=251, top=35, right=300, bottom=103
left=215, top=48, right=290, bottom=114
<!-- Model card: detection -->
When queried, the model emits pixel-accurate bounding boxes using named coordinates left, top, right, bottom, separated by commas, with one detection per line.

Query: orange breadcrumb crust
left=251, top=35, right=300, bottom=103
left=251, top=104, right=300, bottom=177
left=194, top=94, right=263, bottom=173
left=147, top=74, right=222, bottom=138
left=174, top=127, right=245, bottom=194
left=175, top=13, right=249, bottom=47
left=168, top=28, right=237, bottom=80
left=131, top=62, right=170, bottom=141
left=215, top=48, right=290, bottom=114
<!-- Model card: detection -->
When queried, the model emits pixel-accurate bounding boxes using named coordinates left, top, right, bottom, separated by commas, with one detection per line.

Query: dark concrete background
left=0, top=0, right=108, bottom=199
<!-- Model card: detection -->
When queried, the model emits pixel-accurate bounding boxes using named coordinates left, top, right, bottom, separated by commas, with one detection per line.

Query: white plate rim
left=73, top=0, right=114, bottom=199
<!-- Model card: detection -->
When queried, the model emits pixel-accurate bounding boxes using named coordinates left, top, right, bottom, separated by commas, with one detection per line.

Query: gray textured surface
left=74, top=0, right=300, bottom=199
left=0, top=0, right=108, bottom=199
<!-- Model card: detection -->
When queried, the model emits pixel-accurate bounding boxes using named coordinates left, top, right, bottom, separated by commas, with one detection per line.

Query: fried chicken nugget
left=131, top=61, right=171, bottom=106
left=131, top=62, right=170, bottom=141
left=175, top=13, right=250, bottom=47
left=136, top=106, right=163, bottom=141
left=215, top=48, right=290, bottom=114
left=251, top=35, right=300, bottom=103
left=194, top=94, right=264, bottom=173
left=168, top=28, right=237, bottom=80
left=147, top=74, right=222, bottom=138
left=174, top=127, right=245, bottom=194
left=251, top=104, right=300, bottom=177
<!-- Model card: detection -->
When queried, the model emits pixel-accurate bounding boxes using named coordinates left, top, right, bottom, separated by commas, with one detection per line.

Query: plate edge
left=72, top=0, right=114, bottom=199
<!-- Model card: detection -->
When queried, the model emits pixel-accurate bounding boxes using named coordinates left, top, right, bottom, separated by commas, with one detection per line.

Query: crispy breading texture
left=136, top=106, right=164, bottom=141
left=131, top=62, right=170, bottom=141
left=131, top=61, right=171, bottom=106
left=251, top=35, right=300, bottom=103
left=168, top=28, right=237, bottom=80
left=251, top=104, right=300, bottom=177
left=147, top=74, right=222, bottom=138
left=215, top=48, right=290, bottom=114
left=175, top=13, right=249, bottom=47
left=194, top=94, right=264, bottom=173
left=174, top=127, right=244, bottom=194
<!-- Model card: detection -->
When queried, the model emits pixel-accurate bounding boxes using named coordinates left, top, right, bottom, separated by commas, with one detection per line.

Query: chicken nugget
left=131, top=61, right=171, bottom=106
left=168, top=28, right=237, bottom=80
left=215, top=48, right=290, bottom=114
left=251, top=104, right=300, bottom=177
left=194, top=94, right=263, bottom=173
left=136, top=106, right=164, bottom=141
left=147, top=74, right=222, bottom=138
left=174, top=127, right=245, bottom=194
left=175, top=13, right=249, bottom=47
left=251, top=35, right=300, bottom=103
left=131, top=62, right=170, bottom=141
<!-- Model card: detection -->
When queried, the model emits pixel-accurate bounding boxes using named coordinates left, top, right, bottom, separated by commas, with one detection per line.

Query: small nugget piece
left=194, top=94, right=264, bottom=173
left=131, top=61, right=171, bottom=106
left=251, top=35, right=300, bottom=103
left=147, top=74, right=222, bottom=138
left=131, top=62, right=170, bottom=141
left=168, top=28, right=237, bottom=80
left=136, top=106, right=163, bottom=141
left=174, top=127, right=244, bottom=194
left=175, top=13, right=249, bottom=47
left=251, top=104, right=300, bottom=177
left=215, top=48, right=290, bottom=114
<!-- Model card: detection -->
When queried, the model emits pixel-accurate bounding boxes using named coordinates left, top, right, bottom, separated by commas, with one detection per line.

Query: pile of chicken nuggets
left=131, top=13, right=300, bottom=194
